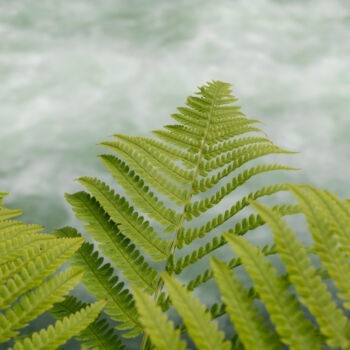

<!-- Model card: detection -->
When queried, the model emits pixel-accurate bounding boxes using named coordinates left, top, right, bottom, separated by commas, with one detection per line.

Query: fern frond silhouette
left=0, top=193, right=105, bottom=349
left=134, top=185, right=350, bottom=350
left=56, top=81, right=299, bottom=347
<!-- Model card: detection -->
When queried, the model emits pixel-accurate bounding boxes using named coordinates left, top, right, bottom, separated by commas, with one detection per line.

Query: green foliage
left=3, top=81, right=349, bottom=349
left=50, top=296, right=126, bottom=350
left=9, top=300, right=106, bottom=350
left=0, top=193, right=104, bottom=349
left=55, top=80, right=298, bottom=348
left=134, top=185, right=350, bottom=349
left=132, top=287, right=186, bottom=350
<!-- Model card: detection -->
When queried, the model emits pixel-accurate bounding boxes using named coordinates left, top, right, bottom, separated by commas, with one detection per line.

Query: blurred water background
left=1, top=0, right=349, bottom=349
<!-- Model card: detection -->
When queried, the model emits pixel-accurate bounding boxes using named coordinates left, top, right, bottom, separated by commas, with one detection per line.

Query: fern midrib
left=140, top=85, right=222, bottom=350
left=79, top=194, right=157, bottom=292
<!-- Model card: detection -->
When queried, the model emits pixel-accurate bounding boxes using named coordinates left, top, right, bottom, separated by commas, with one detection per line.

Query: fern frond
left=224, top=233, right=324, bottom=350
left=290, top=185, right=350, bottom=310
left=170, top=111, right=207, bottom=129
left=200, top=143, right=295, bottom=172
left=65, top=192, right=159, bottom=291
left=0, top=207, right=23, bottom=221
left=108, top=135, right=195, bottom=184
left=0, top=237, right=83, bottom=308
left=0, top=223, right=44, bottom=244
left=78, top=177, right=171, bottom=261
left=0, top=233, right=55, bottom=264
left=101, top=138, right=189, bottom=204
left=133, top=287, right=186, bottom=350
left=211, top=256, right=282, bottom=350
left=99, top=155, right=181, bottom=230
left=0, top=220, right=25, bottom=235
left=164, top=124, right=205, bottom=141
left=10, top=300, right=106, bottom=350
left=54, top=227, right=143, bottom=337
left=162, top=273, right=231, bottom=350
left=209, top=116, right=260, bottom=129
left=192, top=163, right=297, bottom=195
left=304, top=185, right=350, bottom=258
left=185, top=95, right=212, bottom=114
left=202, top=136, right=272, bottom=159
left=177, top=204, right=299, bottom=256
left=120, top=136, right=198, bottom=168
left=176, top=103, right=208, bottom=119
left=152, top=129, right=202, bottom=152
left=186, top=243, right=277, bottom=290
left=50, top=296, right=126, bottom=350
left=182, top=186, right=298, bottom=245
left=206, top=126, right=264, bottom=145
left=0, top=268, right=83, bottom=342
left=211, top=105, right=243, bottom=117
left=63, top=81, right=298, bottom=348
left=100, top=141, right=188, bottom=204
left=0, top=244, right=48, bottom=285
left=250, top=200, right=350, bottom=349
left=188, top=180, right=290, bottom=220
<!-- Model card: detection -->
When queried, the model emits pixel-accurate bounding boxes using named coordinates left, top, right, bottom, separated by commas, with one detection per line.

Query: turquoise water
left=1, top=0, right=349, bottom=348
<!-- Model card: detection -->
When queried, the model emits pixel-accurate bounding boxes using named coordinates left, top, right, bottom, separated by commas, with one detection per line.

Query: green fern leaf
left=224, top=232, right=324, bottom=350
left=54, top=227, right=143, bottom=337
left=106, top=135, right=194, bottom=184
left=119, top=136, right=198, bottom=169
left=200, top=143, right=295, bottom=172
left=63, top=81, right=298, bottom=347
left=152, top=129, right=202, bottom=152
left=211, top=256, right=282, bottom=350
left=0, top=233, right=56, bottom=264
left=0, top=222, right=44, bottom=242
left=307, top=187, right=350, bottom=258
left=0, top=207, right=23, bottom=221
left=99, top=141, right=188, bottom=205
left=99, top=154, right=181, bottom=229
left=291, top=185, right=350, bottom=309
left=0, top=268, right=83, bottom=342
left=250, top=199, right=350, bottom=349
left=78, top=177, right=171, bottom=261
left=0, top=236, right=83, bottom=308
left=202, top=136, right=271, bottom=159
left=50, top=296, right=126, bottom=350
left=186, top=243, right=277, bottom=291
left=133, top=287, right=186, bottom=350
left=10, top=300, right=106, bottom=350
left=162, top=272, right=231, bottom=350
left=65, top=191, right=159, bottom=291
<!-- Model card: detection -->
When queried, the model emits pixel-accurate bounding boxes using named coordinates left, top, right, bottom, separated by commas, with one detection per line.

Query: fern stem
left=140, top=85, right=222, bottom=350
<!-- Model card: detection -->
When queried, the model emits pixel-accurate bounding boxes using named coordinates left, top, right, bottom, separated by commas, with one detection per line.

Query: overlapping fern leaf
left=55, top=80, right=299, bottom=347
left=0, top=193, right=105, bottom=349
left=134, top=185, right=350, bottom=349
